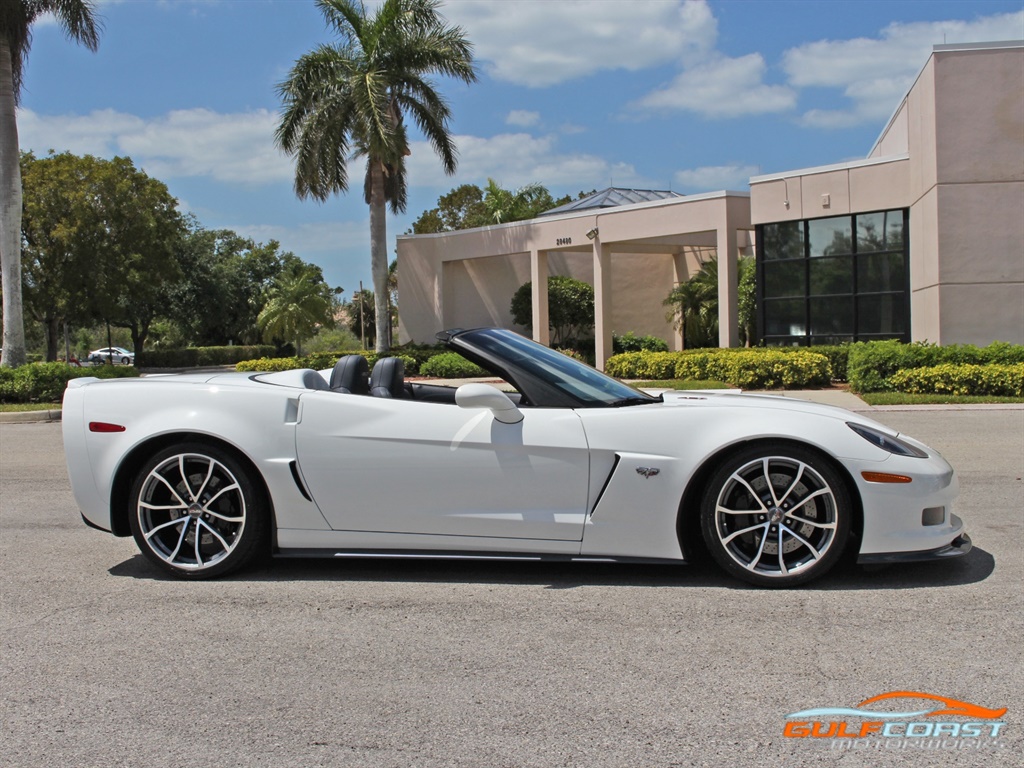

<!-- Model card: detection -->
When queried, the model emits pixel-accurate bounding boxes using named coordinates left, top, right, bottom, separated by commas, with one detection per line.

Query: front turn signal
left=861, top=471, right=912, bottom=484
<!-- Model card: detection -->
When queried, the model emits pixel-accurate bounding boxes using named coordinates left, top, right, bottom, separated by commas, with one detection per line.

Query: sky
left=20, top=0, right=1024, bottom=296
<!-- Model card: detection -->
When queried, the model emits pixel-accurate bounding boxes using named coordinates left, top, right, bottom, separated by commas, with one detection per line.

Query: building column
left=717, top=218, right=739, bottom=348
left=530, top=249, right=549, bottom=346
left=593, top=239, right=613, bottom=370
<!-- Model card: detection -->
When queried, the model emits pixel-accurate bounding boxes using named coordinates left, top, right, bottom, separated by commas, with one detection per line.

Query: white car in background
left=87, top=347, right=134, bottom=365
left=62, top=328, right=969, bottom=586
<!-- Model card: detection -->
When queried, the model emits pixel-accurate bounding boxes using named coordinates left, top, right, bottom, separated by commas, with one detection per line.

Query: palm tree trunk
left=0, top=38, right=25, bottom=368
left=369, top=160, right=390, bottom=354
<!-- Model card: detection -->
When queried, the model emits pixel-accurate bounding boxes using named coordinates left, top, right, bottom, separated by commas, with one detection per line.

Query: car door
left=294, top=391, right=591, bottom=542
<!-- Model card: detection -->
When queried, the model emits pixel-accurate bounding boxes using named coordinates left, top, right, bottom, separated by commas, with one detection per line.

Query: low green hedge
left=606, top=349, right=831, bottom=389
left=848, top=340, right=1024, bottom=392
left=0, top=362, right=139, bottom=403
left=889, top=363, right=1024, bottom=397
left=418, top=352, right=487, bottom=378
left=236, top=352, right=418, bottom=375
left=142, top=345, right=278, bottom=368
left=613, top=332, right=669, bottom=353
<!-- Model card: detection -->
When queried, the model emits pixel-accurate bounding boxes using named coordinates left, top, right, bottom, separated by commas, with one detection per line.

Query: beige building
left=398, top=41, right=1023, bottom=366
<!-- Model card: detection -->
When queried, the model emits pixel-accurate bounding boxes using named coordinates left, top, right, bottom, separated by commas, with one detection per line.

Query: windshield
left=452, top=328, right=658, bottom=408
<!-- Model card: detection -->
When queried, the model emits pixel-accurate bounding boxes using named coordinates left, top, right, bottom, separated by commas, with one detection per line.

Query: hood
left=657, top=390, right=897, bottom=434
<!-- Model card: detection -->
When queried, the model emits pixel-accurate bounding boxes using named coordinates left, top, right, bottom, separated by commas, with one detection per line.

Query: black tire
left=699, top=443, right=851, bottom=587
left=128, top=442, right=269, bottom=579
left=121, top=357, right=130, bottom=365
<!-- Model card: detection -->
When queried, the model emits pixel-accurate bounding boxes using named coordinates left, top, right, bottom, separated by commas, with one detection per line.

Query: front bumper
left=857, top=531, right=972, bottom=564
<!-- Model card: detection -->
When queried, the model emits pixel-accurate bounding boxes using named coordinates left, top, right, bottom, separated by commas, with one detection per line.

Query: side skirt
left=276, top=548, right=687, bottom=566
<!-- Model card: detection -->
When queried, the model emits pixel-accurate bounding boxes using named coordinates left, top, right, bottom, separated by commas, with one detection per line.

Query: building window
left=757, top=210, right=909, bottom=346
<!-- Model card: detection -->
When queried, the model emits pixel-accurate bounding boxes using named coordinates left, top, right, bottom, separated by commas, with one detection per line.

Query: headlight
left=847, top=422, right=929, bottom=458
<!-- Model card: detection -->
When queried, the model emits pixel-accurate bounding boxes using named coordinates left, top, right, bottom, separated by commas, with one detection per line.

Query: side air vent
left=289, top=460, right=312, bottom=502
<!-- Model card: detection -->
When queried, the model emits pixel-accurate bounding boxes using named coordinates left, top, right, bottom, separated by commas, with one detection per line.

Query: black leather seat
left=369, top=357, right=405, bottom=398
left=329, top=355, right=369, bottom=394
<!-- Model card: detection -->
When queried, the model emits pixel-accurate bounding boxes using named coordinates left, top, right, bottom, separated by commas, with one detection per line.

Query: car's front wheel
left=121, top=356, right=130, bottom=365
left=700, top=443, right=851, bottom=587
left=129, top=443, right=268, bottom=579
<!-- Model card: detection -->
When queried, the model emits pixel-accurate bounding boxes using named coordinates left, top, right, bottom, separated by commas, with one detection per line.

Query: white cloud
left=633, top=54, right=797, bottom=118
left=506, top=110, right=540, bottom=127
left=445, top=0, right=717, bottom=87
left=19, top=107, right=648, bottom=192
left=18, top=107, right=293, bottom=184
left=674, top=164, right=760, bottom=192
left=406, top=132, right=649, bottom=190
left=784, top=11, right=1024, bottom=127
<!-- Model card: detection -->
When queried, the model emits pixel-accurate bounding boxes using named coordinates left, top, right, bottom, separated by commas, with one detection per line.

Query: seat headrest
left=330, top=355, right=369, bottom=394
left=369, top=357, right=405, bottom=398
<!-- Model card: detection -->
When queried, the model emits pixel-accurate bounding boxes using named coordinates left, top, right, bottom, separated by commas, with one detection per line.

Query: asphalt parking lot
left=1, top=409, right=1021, bottom=768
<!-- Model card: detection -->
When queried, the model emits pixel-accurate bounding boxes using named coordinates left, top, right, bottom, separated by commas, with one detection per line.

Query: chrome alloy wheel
left=136, top=452, right=247, bottom=571
left=712, top=455, right=840, bottom=580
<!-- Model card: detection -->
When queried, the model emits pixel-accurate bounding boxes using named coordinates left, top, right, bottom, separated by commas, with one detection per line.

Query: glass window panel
left=858, top=295, right=907, bottom=335
left=858, top=252, right=906, bottom=293
left=884, top=210, right=905, bottom=250
left=761, top=222, right=804, bottom=261
left=808, top=216, right=852, bottom=258
left=811, top=335, right=854, bottom=346
left=763, top=260, right=806, bottom=298
left=857, top=210, right=905, bottom=252
left=810, top=296, right=854, bottom=335
left=763, top=298, right=806, bottom=337
left=810, top=256, right=853, bottom=296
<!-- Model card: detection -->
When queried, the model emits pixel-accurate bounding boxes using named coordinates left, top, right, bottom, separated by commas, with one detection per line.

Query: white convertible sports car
left=62, top=328, right=970, bottom=587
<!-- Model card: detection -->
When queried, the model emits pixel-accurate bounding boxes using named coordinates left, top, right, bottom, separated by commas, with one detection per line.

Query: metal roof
left=539, top=187, right=684, bottom=216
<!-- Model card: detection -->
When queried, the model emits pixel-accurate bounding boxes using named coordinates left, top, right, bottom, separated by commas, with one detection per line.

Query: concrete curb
left=0, top=409, right=62, bottom=424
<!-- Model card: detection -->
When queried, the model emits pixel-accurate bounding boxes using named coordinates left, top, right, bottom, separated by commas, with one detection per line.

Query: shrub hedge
left=237, top=352, right=418, bottom=375
left=0, top=362, right=140, bottom=403
left=612, top=332, right=669, bottom=354
left=605, top=349, right=831, bottom=389
left=847, top=340, right=1024, bottom=392
left=142, top=345, right=277, bottom=368
left=418, top=352, right=487, bottom=378
left=889, top=363, right=1024, bottom=397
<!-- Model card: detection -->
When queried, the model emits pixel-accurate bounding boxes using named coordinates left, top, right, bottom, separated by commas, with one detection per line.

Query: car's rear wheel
left=700, top=443, right=851, bottom=587
left=129, top=443, right=268, bottom=579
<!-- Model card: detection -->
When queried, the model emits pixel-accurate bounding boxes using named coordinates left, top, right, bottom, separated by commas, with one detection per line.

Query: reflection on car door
left=295, top=392, right=590, bottom=542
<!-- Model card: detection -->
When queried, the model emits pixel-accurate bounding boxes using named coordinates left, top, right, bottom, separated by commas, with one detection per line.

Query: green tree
left=276, top=0, right=476, bottom=355
left=258, top=263, right=335, bottom=356
left=409, top=182, right=584, bottom=234
left=510, top=276, right=595, bottom=347
left=409, top=183, right=488, bottom=234
left=343, top=287, right=381, bottom=348
left=171, top=226, right=297, bottom=346
left=20, top=151, right=184, bottom=361
left=481, top=179, right=563, bottom=224
left=737, top=256, right=756, bottom=346
left=664, top=260, right=719, bottom=349
left=663, top=256, right=757, bottom=349
left=1, top=0, right=101, bottom=367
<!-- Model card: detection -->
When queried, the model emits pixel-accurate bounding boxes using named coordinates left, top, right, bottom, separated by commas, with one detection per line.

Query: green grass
left=632, top=379, right=732, bottom=390
left=0, top=402, right=62, bottom=412
left=861, top=392, right=1024, bottom=405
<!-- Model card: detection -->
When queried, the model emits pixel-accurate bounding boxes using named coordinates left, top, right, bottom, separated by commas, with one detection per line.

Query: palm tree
left=276, top=0, right=475, bottom=354
left=1, top=1, right=100, bottom=368
left=257, top=265, right=334, bottom=356
left=664, top=258, right=719, bottom=349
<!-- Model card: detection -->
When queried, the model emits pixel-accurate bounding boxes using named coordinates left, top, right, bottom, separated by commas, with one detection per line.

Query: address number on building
left=556, top=237, right=572, bottom=246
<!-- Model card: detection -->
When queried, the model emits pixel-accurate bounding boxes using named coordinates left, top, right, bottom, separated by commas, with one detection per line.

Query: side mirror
left=455, top=383, right=524, bottom=424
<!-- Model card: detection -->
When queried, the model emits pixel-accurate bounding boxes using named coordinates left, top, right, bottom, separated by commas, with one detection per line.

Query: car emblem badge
left=636, top=467, right=660, bottom=479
